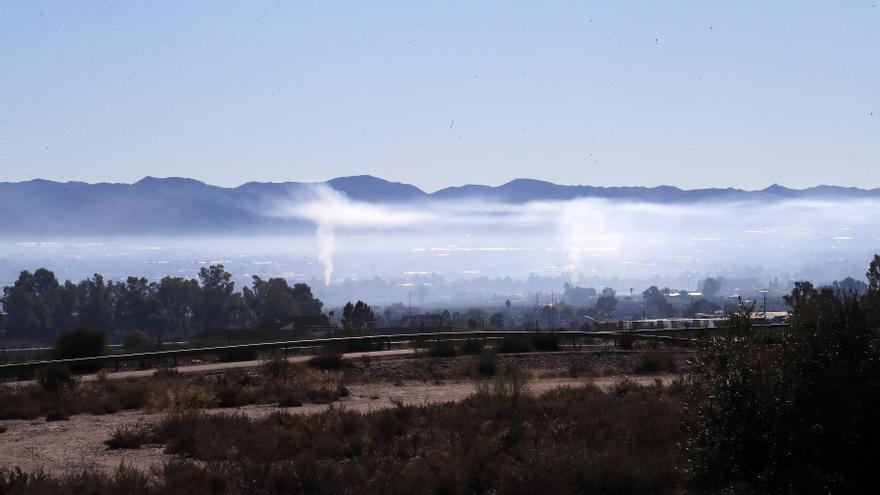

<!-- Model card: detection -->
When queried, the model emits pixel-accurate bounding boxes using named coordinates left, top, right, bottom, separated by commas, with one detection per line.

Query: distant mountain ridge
left=1, top=175, right=877, bottom=236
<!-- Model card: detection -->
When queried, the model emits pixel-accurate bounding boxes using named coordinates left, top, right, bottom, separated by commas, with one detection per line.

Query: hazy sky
left=2, top=1, right=878, bottom=191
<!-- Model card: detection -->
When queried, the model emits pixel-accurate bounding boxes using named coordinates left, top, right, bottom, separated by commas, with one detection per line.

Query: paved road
left=2, top=348, right=417, bottom=387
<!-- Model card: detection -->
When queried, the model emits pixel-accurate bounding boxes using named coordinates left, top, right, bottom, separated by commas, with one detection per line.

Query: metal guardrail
left=0, top=324, right=790, bottom=373
left=0, top=330, right=643, bottom=373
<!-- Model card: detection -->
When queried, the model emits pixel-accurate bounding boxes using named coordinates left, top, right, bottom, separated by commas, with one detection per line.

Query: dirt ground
left=0, top=373, right=678, bottom=475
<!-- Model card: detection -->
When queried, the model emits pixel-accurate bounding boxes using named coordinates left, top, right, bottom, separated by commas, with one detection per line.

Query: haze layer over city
left=1, top=176, right=879, bottom=307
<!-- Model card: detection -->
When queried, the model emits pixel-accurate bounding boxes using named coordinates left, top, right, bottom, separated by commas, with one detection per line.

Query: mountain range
left=1, top=175, right=877, bottom=236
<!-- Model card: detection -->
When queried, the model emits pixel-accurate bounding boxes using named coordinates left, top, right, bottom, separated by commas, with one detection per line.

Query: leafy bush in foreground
left=684, top=283, right=880, bottom=493
left=36, top=364, right=74, bottom=393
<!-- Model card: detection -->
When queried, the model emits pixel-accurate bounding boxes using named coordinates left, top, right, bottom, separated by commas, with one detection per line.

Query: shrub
left=616, top=332, right=635, bottom=349
left=426, top=340, right=458, bottom=358
left=634, top=352, right=677, bottom=373
left=307, top=351, right=345, bottom=370
left=152, top=367, right=180, bottom=380
left=567, top=359, right=593, bottom=377
left=215, top=384, right=253, bottom=408
left=162, top=461, right=228, bottom=494
left=147, top=382, right=216, bottom=412
left=114, top=381, right=150, bottom=410
left=531, top=332, right=560, bottom=351
left=54, top=328, right=106, bottom=359
left=36, top=364, right=74, bottom=392
left=54, top=328, right=106, bottom=372
left=262, top=354, right=293, bottom=378
left=305, top=387, right=340, bottom=404
left=459, top=338, right=484, bottom=355
left=278, top=392, right=304, bottom=408
left=473, top=366, right=530, bottom=417
left=123, top=331, right=152, bottom=351
left=477, top=350, right=498, bottom=376
left=218, top=348, right=258, bottom=363
left=45, top=410, right=69, bottom=422
left=104, top=425, right=153, bottom=450
left=496, top=335, right=531, bottom=353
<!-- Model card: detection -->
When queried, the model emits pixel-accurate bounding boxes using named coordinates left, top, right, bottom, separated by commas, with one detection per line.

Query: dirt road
left=3, top=348, right=418, bottom=387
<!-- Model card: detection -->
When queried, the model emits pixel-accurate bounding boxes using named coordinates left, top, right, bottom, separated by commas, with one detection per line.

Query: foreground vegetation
left=1, top=376, right=683, bottom=495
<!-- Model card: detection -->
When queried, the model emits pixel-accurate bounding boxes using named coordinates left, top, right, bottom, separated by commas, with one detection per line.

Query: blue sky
left=1, top=1, right=878, bottom=191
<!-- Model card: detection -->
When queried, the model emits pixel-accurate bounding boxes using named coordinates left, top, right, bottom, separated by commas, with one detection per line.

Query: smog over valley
left=1, top=176, right=879, bottom=306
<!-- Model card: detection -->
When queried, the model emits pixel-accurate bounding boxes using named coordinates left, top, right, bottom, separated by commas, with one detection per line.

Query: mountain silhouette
left=0, top=175, right=876, bottom=236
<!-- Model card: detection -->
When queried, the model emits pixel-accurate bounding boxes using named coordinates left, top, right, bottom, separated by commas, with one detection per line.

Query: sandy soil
left=0, top=373, right=677, bottom=475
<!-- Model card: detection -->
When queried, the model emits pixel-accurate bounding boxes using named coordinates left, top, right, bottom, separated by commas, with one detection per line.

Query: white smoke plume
left=275, top=184, right=432, bottom=285
left=316, top=222, right=335, bottom=286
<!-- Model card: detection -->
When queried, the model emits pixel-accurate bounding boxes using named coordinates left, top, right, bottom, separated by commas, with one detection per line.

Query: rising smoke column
left=274, top=184, right=431, bottom=286
left=316, top=222, right=335, bottom=286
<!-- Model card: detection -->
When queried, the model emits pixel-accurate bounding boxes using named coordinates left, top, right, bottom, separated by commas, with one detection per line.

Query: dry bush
left=459, top=338, right=485, bottom=355
left=36, top=365, right=74, bottom=393
left=426, top=339, right=458, bottom=358
left=634, top=351, right=678, bottom=374
left=473, top=366, right=531, bottom=418
left=496, top=335, right=531, bottom=353
left=146, top=381, right=216, bottom=412
left=567, top=358, right=594, bottom=377
left=307, top=351, right=346, bottom=370
left=476, top=349, right=498, bottom=376
left=261, top=354, right=293, bottom=378
left=104, top=425, right=153, bottom=450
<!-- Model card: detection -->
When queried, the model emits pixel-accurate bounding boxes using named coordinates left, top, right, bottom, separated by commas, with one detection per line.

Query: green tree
left=701, top=277, right=722, bottom=298
left=594, top=288, right=617, bottom=317
left=643, top=286, right=673, bottom=317
left=1, top=269, right=65, bottom=339
left=867, top=254, right=880, bottom=294
left=197, top=265, right=237, bottom=329
left=342, top=300, right=375, bottom=330
left=243, top=276, right=324, bottom=328
left=112, top=277, right=159, bottom=334
left=74, top=274, right=114, bottom=333
left=153, top=276, right=200, bottom=338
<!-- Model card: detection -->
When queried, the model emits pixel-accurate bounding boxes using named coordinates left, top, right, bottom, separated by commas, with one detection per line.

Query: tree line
left=0, top=265, right=323, bottom=342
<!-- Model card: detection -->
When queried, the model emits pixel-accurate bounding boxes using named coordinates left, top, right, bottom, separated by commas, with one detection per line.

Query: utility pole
left=759, top=289, right=769, bottom=318
left=550, top=290, right=555, bottom=330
